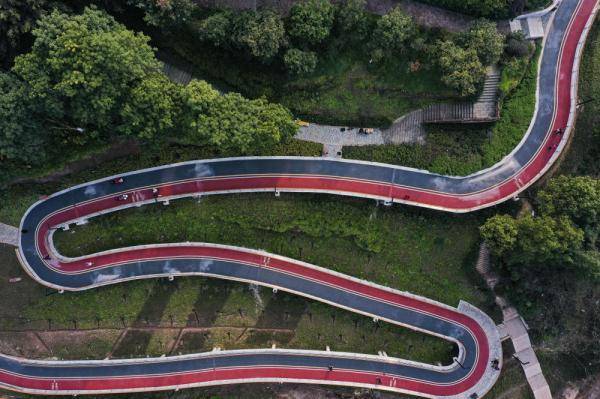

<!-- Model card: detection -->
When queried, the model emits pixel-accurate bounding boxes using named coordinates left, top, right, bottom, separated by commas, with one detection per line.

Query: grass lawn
left=44, top=193, right=490, bottom=362
left=344, top=44, right=540, bottom=176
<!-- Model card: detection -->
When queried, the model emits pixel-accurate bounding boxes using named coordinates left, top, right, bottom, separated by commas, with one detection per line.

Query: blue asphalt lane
left=3, top=258, right=477, bottom=383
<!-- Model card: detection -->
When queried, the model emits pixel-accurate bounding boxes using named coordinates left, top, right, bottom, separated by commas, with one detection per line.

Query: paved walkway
left=296, top=124, right=385, bottom=146
left=298, top=64, right=502, bottom=148
left=0, top=223, right=18, bottom=247
left=476, top=244, right=552, bottom=399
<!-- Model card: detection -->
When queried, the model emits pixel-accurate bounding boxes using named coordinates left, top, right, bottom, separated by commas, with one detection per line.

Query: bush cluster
left=0, top=7, right=297, bottom=169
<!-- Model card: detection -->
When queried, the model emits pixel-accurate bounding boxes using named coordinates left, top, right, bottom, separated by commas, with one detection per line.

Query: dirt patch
left=0, top=332, right=49, bottom=359
left=111, top=329, right=154, bottom=358
left=9, top=139, right=140, bottom=187
left=38, top=329, right=120, bottom=359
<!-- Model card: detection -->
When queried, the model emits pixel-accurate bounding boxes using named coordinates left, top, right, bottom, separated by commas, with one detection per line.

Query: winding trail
left=2, top=0, right=598, bottom=397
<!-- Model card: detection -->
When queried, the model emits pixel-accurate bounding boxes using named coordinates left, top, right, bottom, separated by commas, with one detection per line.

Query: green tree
left=232, top=10, right=285, bottom=62
left=369, top=7, right=415, bottom=61
left=0, top=0, right=48, bottom=68
left=288, top=0, right=335, bottom=46
left=283, top=48, right=318, bottom=76
left=119, top=74, right=182, bottom=140
left=435, top=40, right=486, bottom=96
left=0, top=72, right=46, bottom=165
left=184, top=82, right=297, bottom=153
left=195, top=10, right=233, bottom=48
left=336, top=0, right=367, bottom=35
left=12, top=7, right=161, bottom=144
left=482, top=213, right=584, bottom=270
left=514, top=215, right=584, bottom=267
left=480, top=214, right=518, bottom=257
left=460, top=19, right=504, bottom=65
left=538, top=176, right=600, bottom=227
left=538, top=176, right=600, bottom=246
left=126, top=0, right=194, bottom=28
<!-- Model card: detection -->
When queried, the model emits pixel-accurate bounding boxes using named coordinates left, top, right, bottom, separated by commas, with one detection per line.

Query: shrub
left=435, top=40, right=486, bottom=96
left=288, top=0, right=335, bottom=46
left=369, top=7, right=415, bottom=60
left=284, top=48, right=318, bottom=76
left=505, top=31, right=532, bottom=58
left=232, top=10, right=285, bottom=62
left=460, top=19, right=504, bottom=65
left=195, top=10, right=233, bottom=48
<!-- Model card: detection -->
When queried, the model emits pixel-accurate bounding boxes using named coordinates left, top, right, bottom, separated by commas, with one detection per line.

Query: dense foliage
left=125, top=0, right=194, bottom=28
left=196, top=9, right=285, bottom=63
left=283, top=48, right=318, bottom=75
left=435, top=40, right=486, bottom=96
left=459, top=19, right=504, bottom=65
left=369, top=7, right=415, bottom=62
left=481, top=176, right=600, bottom=365
left=13, top=7, right=162, bottom=144
left=188, top=3, right=506, bottom=98
left=418, top=0, right=513, bottom=18
left=287, top=0, right=335, bottom=47
left=0, top=7, right=297, bottom=172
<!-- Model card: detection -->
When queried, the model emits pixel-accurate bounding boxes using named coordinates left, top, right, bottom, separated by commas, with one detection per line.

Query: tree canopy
left=435, top=40, right=486, bottom=97
left=125, top=0, right=194, bottom=28
left=12, top=7, right=161, bottom=143
left=369, top=7, right=415, bottom=61
left=119, top=74, right=182, bottom=140
left=460, top=19, right=504, bottom=65
left=284, top=48, right=318, bottom=76
left=232, top=10, right=285, bottom=62
left=184, top=83, right=297, bottom=154
left=288, top=0, right=335, bottom=47
left=481, top=214, right=584, bottom=269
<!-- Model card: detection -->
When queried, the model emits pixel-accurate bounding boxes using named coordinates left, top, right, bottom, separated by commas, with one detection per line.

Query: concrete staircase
left=422, top=102, right=474, bottom=123
left=478, top=69, right=501, bottom=103
left=422, top=66, right=501, bottom=124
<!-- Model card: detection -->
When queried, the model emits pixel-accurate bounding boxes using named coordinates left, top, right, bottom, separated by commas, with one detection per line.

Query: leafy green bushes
left=288, top=0, right=335, bottom=46
left=0, top=7, right=297, bottom=175
left=480, top=176, right=600, bottom=365
left=284, top=48, right=319, bottom=76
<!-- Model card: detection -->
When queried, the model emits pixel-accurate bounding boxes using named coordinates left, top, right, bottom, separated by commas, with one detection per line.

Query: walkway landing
left=296, top=125, right=385, bottom=146
left=0, top=223, right=18, bottom=247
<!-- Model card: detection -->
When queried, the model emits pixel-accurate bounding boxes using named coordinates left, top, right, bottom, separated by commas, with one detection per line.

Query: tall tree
left=336, top=0, right=367, bottom=35
left=538, top=176, right=600, bottom=247
left=195, top=10, right=233, bottom=48
left=184, top=81, right=297, bottom=154
left=288, top=0, right=335, bottom=47
left=460, top=19, right=504, bottom=65
left=12, top=7, right=162, bottom=144
left=119, top=74, right=182, bottom=140
left=481, top=214, right=584, bottom=270
left=369, top=7, right=415, bottom=61
left=435, top=40, right=486, bottom=96
left=232, top=10, right=285, bottom=62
